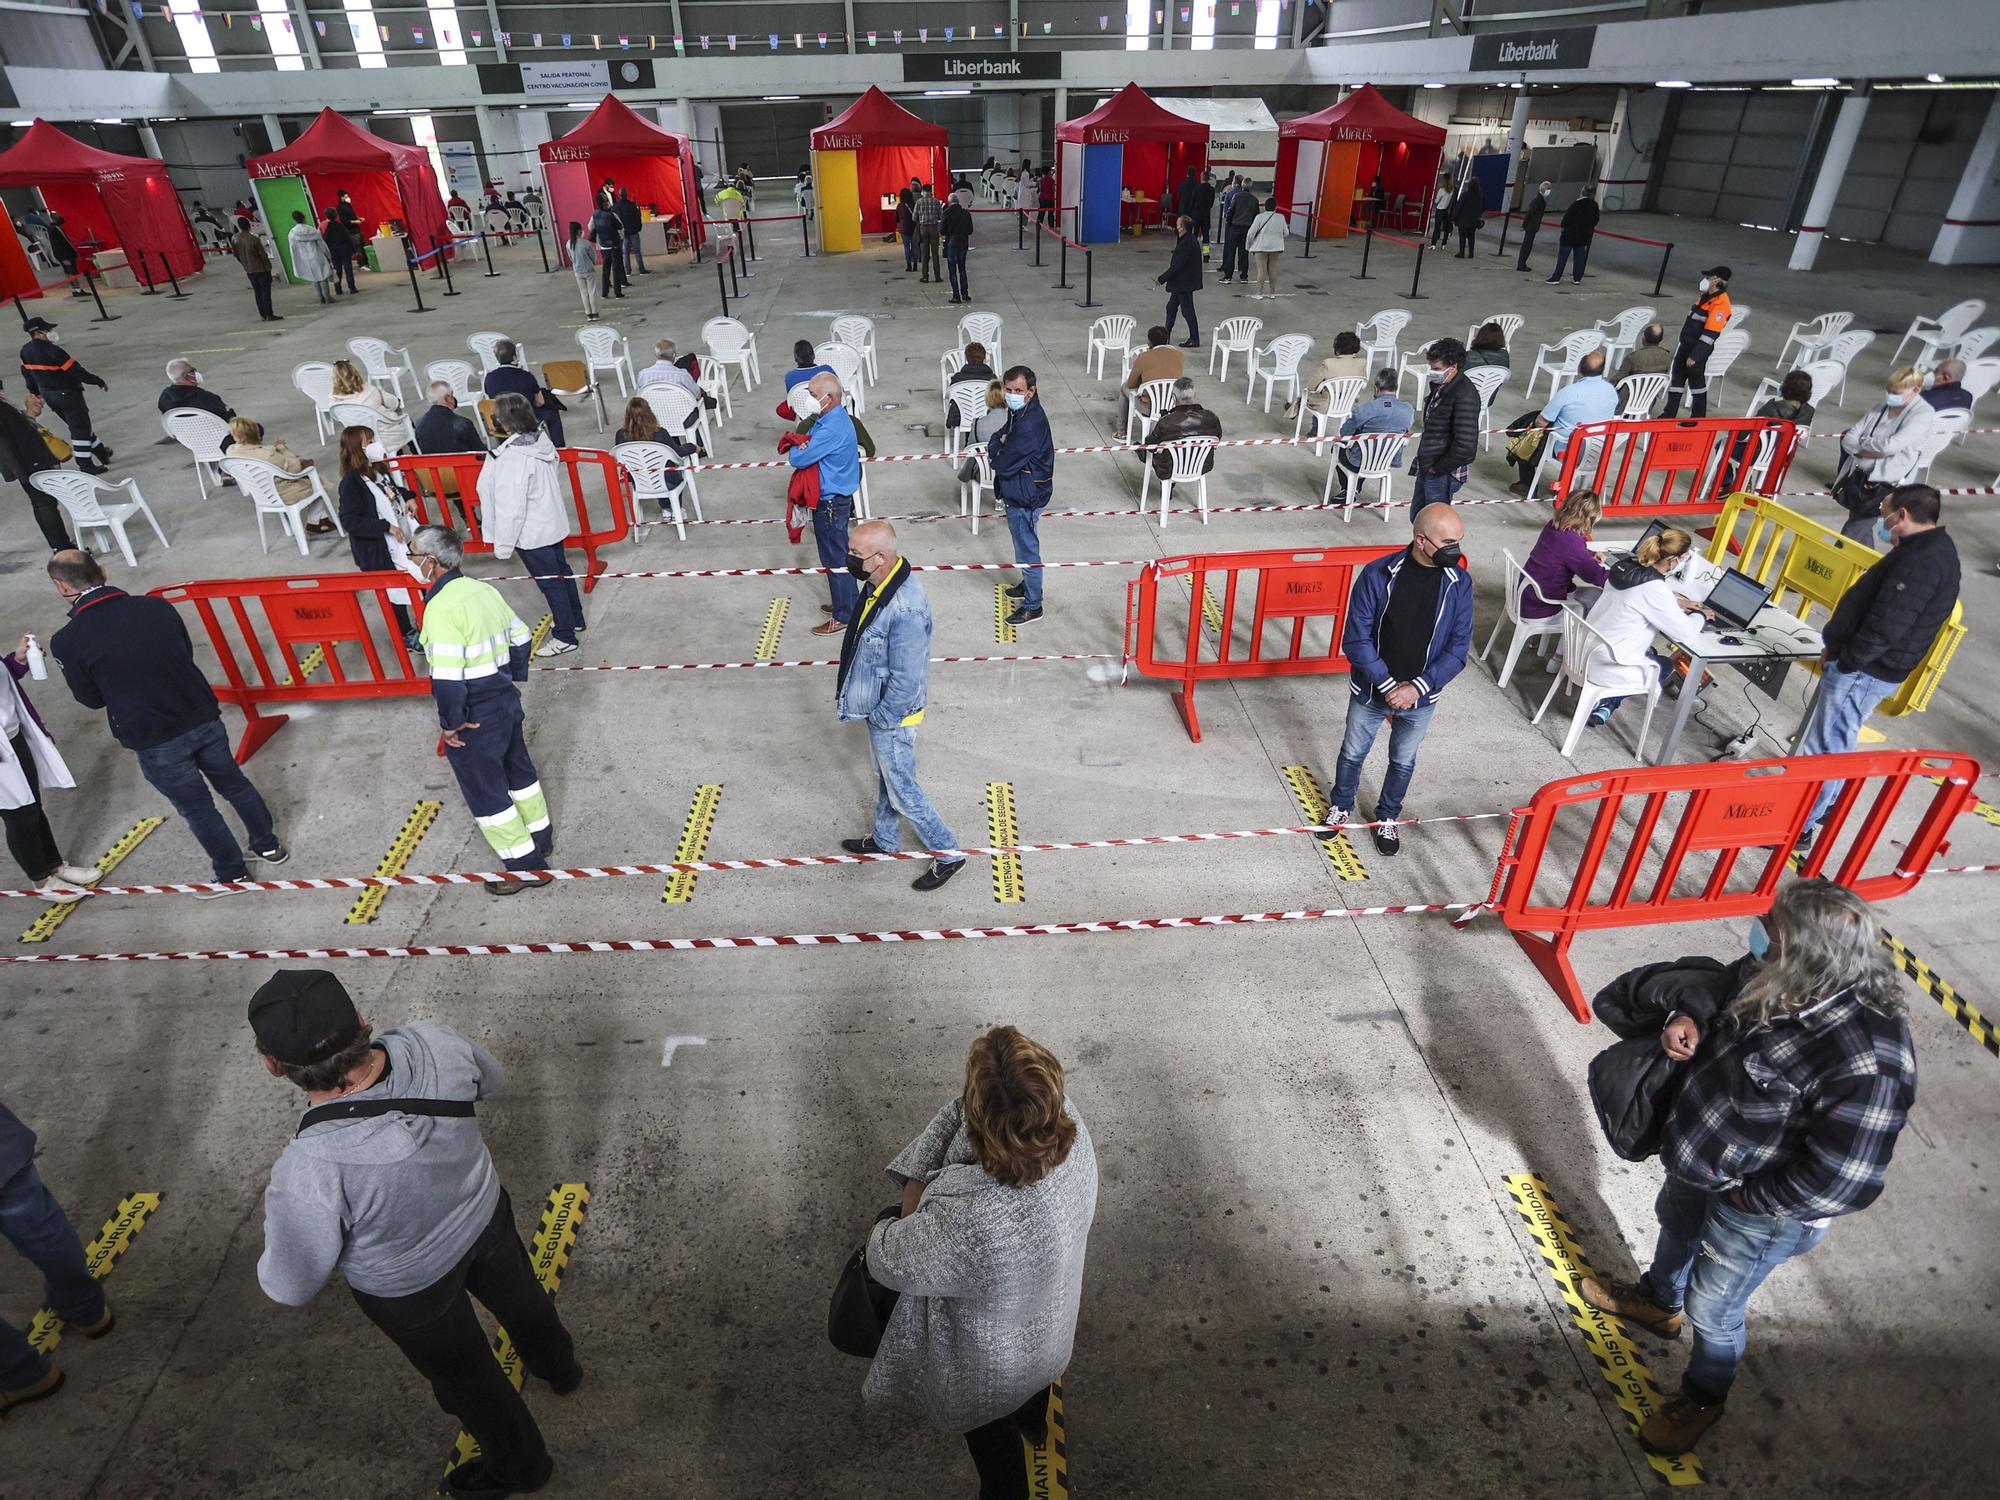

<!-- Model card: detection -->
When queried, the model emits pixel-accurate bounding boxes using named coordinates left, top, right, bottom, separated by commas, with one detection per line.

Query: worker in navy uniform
left=17, top=319, right=109, bottom=475
left=1661, top=266, right=1734, bottom=419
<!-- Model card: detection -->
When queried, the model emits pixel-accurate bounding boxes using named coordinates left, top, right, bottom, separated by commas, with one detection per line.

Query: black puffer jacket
left=1819, top=526, right=1960, bottom=683
left=1588, top=955, right=1749, bottom=1162
left=1411, top=371, right=1481, bottom=477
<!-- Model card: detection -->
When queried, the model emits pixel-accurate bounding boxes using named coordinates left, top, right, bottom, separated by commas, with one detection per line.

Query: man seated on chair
left=414, top=383, right=485, bottom=456
left=1120, top=326, right=1184, bottom=432
left=1508, top=350, right=1617, bottom=496
left=480, top=339, right=564, bottom=449
left=1145, top=378, right=1221, bottom=481
left=633, top=340, right=707, bottom=446
left=782, top=339, right=836, bottom=394
left=1920, top=357, right=1972, bottom=413
left=158, top=358, right=236, bottom=430
left=1613, top=322, right=1672, bottom=385
left=1328, top=369, right=1414, bottom=502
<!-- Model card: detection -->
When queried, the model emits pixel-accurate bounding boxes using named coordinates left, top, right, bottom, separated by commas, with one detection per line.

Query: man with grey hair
left=156, top=356, right=236, bottom=427
left=1143, top=375, right=1222, bottom=482
left=784, top=371, right=863, bottom=636
left=414, top=381, right=483, bottom=455
left=1921, top=356, right=1973, bottom=413
left=1579, top=877, right=1915, bottom=1458
left=835, top=519, right=963, bottom=892
left=480, top=338, right=565, bottom=447
left=1156, top=214, right=1204, bottom=349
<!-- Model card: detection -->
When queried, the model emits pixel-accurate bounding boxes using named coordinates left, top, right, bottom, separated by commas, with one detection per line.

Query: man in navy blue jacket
left=1157, top=216, right=1204, bottom=349
left=987, top=366, right=1054, bottom=624
left=1320, top=505, right=1471, bottom=857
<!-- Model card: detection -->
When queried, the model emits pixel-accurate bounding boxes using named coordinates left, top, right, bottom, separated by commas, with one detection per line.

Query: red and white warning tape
left=1898, top=863, right=2000, bottom=877
left=532, top=651, right=1119, bottom=674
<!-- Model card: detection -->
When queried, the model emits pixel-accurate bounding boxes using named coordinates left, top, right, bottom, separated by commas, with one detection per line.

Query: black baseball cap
left=22, top=317, right=56, bottom=334
left=248, top=969, right=362, bottom=1064
left=1703, top=265, right=1732, bottom=280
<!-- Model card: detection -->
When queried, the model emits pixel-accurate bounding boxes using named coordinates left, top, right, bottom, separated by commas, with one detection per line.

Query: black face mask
left=845, top=553, right=871, bottom=580
left=1427, top=541, right=1463, bottom=569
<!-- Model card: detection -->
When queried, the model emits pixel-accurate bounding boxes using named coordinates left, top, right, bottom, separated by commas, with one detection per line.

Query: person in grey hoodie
left=478, top=393, right=582, bottom=657
left=252, top=969, right=580, bottom=1500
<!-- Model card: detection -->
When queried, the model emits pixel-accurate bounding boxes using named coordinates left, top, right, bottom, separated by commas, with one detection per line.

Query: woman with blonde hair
left=226, top=416, right=330, bottom=526
left=862, top=1026, right=1097, bottom=1497
left=1520, top=486, right=1609, bottom=619
left=1579, top=525, right=1714, bottom=727
left=1835, top=365, right=1937, bottom=542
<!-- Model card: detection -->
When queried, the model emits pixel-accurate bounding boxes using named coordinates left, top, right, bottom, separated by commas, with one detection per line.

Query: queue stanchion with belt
left=403, top=238, right=431, bottom=315
left=1053, top=225, right=1073, bottom=292
left=1076, top=245, right=1096, bottom=310
left=742, top=213, right=759, bottom=268
left=715, top=248, right=730, bottom=316
left=479, top=230, right=500, bottom=279
left=1493, top=205, right=1512, bottom=260
left=11, top=295, right=28, bottom=329
left=1017, top=208, right=1025, bottom=251
left=533, top=220, right=552, bottom=274
left=435, top=236, right=460, bottom=297
left=83, top=263, right=116, bottom=323
left=134, top=251, right=160, bottom=296
left=800, top=210, right=812, bottom=258
left=161, top=252, right=189, bottom=300
left=1407, top=233, right=1428, bottom=301
left=691, top=213, right=704, bottom=265
left=727, top=239, right=741, bottom=298
left=1351, top=221, right=1375, bottom=283
left=1652, top=240, right=1675, bottom=298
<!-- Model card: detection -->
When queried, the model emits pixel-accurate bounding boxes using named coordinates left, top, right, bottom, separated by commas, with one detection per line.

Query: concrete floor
left=1, top=207, right=1997, bottom=1499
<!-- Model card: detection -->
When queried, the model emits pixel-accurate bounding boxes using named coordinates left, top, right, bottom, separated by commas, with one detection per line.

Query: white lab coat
left=1582, top=568, right=1707, bottom=694
left=0, top=671, right=73, bottom=812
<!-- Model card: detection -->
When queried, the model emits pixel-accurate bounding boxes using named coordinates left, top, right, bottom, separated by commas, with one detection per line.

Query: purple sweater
left=1521, top=523, right=1608, bottom=618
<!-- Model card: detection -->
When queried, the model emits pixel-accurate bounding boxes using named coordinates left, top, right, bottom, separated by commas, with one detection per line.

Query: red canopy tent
left=1055, top=85, right=1210, bottom=244
left=810, top=87, right=948, bottom=241
left=244, top=108, right=451, bottom=255
left=0, top=120, right=201, bottom=297
left=538, top=95, right=703, bottom=261
left=1276, top=85, right=1447, bottom=239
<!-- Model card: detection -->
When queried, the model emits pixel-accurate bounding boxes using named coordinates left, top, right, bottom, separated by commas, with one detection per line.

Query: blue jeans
left=0, top=1160, right=105, bottom=1392
left=1640, top=1177, right=1828, bottom=1403
left=815, top=493, right=858, bottom=624
left=1005, top=504, right=1044, bottom=609
left=624, top=235, right=646, bottom=273
left=1800, top=663, right=1900, bottom=828
left=867, top=724, right=956, bottom=855
left=1330, top=693, right=1438, bottom=821
left=517, top=542, right=583, bottom=645
left=135, top=719, right=278, bottom=881
left=1550, top=241, right=1589, bottom=282
left=903, top=232, right=918, bottom=270
left=1410, top=471, right=1464, bottom=517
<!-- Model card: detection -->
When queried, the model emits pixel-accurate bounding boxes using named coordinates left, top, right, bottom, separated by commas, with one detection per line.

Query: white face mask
left=363, top=439, right=387, bottom=462
left=1539, top=184, right=1552, bottom=197
left=1697, top=278, right=1711, bottom=294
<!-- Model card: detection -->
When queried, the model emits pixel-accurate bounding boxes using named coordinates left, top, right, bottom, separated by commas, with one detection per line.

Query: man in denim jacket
left=835, top=521, right=965, bottom=892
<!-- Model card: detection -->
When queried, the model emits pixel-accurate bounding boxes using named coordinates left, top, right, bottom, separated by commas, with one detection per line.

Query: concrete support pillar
left=261, top=114, right=286, bottom=152
left=1789, top=87, right=1870, bottom=271
left=1054, top=85, right=1068, bottom=138
left=1930, top=89, right=2000, bottom=266
left=474, top=104, right=504, bottom=191
left=485, top=0, right=507, bottom=61
left=1502, top=88, right=1531, bottom=206
left=291, top=0, right=323, bottom=67
left=138, top=124, right=164, bottom=160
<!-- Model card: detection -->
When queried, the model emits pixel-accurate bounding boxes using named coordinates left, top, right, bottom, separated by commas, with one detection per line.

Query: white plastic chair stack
left=161, top=409, right=233, bottom=500
left=814, top=343, right=867, bottom=415
left=346, top=337, right=418, bottom=406
left=1466, top=366, right=1510, bottom=452
left=1137, top=437, right=1217, bottom=527
left=1085, top=315, right=1135, bottom=379
left=219, top=456, right=343, bottom=556
left=945, top=383, right=989, bottom=461
left=576, top=327, right=636, bottom=400
left=467, top=332, right=521, bottom=375
left=1209, top=317, right=1262, bottom=382
left=1247, top=334, right=1312, bottom=413
left=292, top=362, right=339, bottom=444
left=613, top=440, right=702, bottom=542
left=1617, top=373, right=1668, bottom=420
left=1478, top=547, right=1569, bottom=690
left=1294, top=375, right=1367, bottom=456
left=1525, top=329, right=1605, bottom=403
left=1465, top=313, right=1524, bottom=350
left=1892, top=298, right=1984, bottom=368
left=1779, top=311, right=1853, bottom=370
left=701, top=316, right=761, bottom=391
left=958, top=447, right=993, bottom=537
left=1533, top=607, right=1660, bottom=761
left=1593, top=307, right=1657, bottom=368
left=1126, top=378, right=1178, bottom=443
left=957, top=312, right=1002, bottom=371
left=327, top=399, right=411, bottom=455
left=1356, top=310, right=1411, bottom=376
left=831, top=316, right=879, bottom=385
left=640, top=384, right=713, bottom=456
left=1329, top=430, right=1407, bottom=520
left=30, top=473, right=170, bottom=567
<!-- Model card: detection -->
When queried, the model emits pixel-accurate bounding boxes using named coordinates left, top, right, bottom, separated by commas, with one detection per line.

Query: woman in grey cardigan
left=864, top=1027, right=1098, bottom=1497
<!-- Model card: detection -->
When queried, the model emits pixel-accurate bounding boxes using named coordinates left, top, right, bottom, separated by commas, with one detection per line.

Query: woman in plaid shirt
left=1581, top=878, right=1916, bottom=1457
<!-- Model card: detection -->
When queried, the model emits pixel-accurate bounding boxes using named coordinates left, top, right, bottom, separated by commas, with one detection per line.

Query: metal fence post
left=1054, top=232, right=1073, bottom=291
left=800, top=211, right=812, bottom=258
left=434, top=237, right=460, bottom=297
left=134, top=251, right=160, bottom=295
left=716, top=254, right=729, bottom=316
left=1351, top=222, right=1375, bottom=282
left=1408, top=237, right=1428, bottom=300
left=403, top=239, right=431, bottom=314
left=1075, top=247, right=1097, bottom=310
left=479, top=231, right=500, bottom=278
left=534, top=220, right=551, bottom=274
left=1652, top=241, right=1676, bottom=298
left=84, top=264, right=116, bottom=322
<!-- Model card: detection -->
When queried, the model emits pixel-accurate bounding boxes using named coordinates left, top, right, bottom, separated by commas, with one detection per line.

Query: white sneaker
left=193, top=886, right=238, bottom=901
left=56, top=863, right=102, bottom=885
left=534, top=638, right=579, bottom=659
left=33, top=880, right=93, bottom=902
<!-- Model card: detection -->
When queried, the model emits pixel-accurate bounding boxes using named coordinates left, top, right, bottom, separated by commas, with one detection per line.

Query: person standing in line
left=1451, top=173, right=1486, bottom=258
left=1547, top=185, right=1600, bottom=285
left=1174, top=164, right=1200, bottom=226
left=1661, top=266, right=1734, bottom=418
left=1221, top=175, right=1259, bottom=285
left=285, top=209, right=335, bottom=304
left=332, top=188, right=362, bottom=237
left=0, top=382, right=74, bottom=549
left=615, top=189, right=648, bottom=276
left=589, top=194, right=627, bottom=300
left=46, top=550, right=288, bottom=891
left=1037, top=168, right=1056, bottom=228
left=1317, top=505, right=1471, bottom=857
left=249, top=969, right=582, bottom=1495
left=1428, top=177, right=1454, bottom=247
left=0, top=637, right=100, bottom=901
left=1191, top=170, right=1217, bottom=255
left=1015, top=166, right=1036, bottom=232
left=988, top=366, right=1054, bottom=627
left=334, top=424, right=421, bottom=649
left=914, top=183, right=944, bottom=285
left=862, top=1027, right=1097, bottom=1491
left=785, top=373, right=863, bottom=638
left=941, top=189, right=973, bottom=305
left=480, top=394, right=584, bottom=661
left=0, top=1100, right=115, bottom=1418
left=321, top=207, right=358, bottom=296
left=17, top=318, right=109, bottom=475
left=1408, top=337, right=1479, bottom=516
left=1578, top=878, right=1915, bottom=1457
left=834, top=519, right=964, bottom=891
left=896, top=189, right=918, bottom=271
left=408, top=525, right=550, bottom=897
left=1516, top=180, right=1552, bottom=272
left=565, top=221, right=598, bottom=321
left=232, top=226, right=282, bottom=323
left=1246, top=195, right=1288, bottom=299
left=1157, top=216, right=1204, bottom=350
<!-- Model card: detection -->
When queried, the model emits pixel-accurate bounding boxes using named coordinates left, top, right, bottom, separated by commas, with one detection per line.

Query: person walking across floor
left=0, top=1101, right=115, bottom=1418
left=941, top=189, right=973, bottom=304
left=0, top=637, right=100, bottom=901
left=285, top=210, right=335, bottom=304
left=250, top=968, right=581, bottom=1494
left=989, top=366, right=1054, bottom=626
left=785, top=373, right=864, bottom=638
left=1158, top=216, right=1203, bottom=349
left=615, top=189, right=647, bottom=276
left=408, top=525, right=549, bottom=896
left=46, top=550, right=287, bottom=889
left=1661, top=266, right=1734, bottom=418
left=1451, top=173, right=1486, bottom=258
left=0, top=383, right=73, bottom=549
left=479, top=395, right=583, bottom=660
left=914, top=183, right=944, bottom=284
left=835, top=519, right=964, bottom=892
left=565, top=221, right=599, bottom=320
left=1408, top=337, right=1479, bottom=517
left=1247, top=196, right=1288, bottom=299
left=1516, top=180, right=1552, bottom=272
left=232, top=225, right=282, bottom=323
left=321, top=207, right=358, bottom=295
left=1547, top=185, right=1599, bottom=285
left=18, top=318, right=108, bottom=475
left=1318, top=505, right=1471, bottom=857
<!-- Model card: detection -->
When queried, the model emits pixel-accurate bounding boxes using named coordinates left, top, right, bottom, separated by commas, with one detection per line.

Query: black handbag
left=1833, top=463, right=1889, bottom=520
left=827, top=1205, right=902, bottom=1357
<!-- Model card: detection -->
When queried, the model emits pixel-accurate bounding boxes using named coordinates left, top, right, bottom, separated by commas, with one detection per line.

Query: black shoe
left=1370, top=818, right=1401, bottom=857
left=841, top=836, right=888, bottom=855
left=403, top=630, right=425, bottom=654
left=912, top=859, right=965, bottom=892
left=250, top=843, right=289, bottom=865
left=543, top=1362, right=584, bottom=1396
left=486, top=876, right=546, bottom=897
left=440, top=1452, right=554, bottom=1497
left=1006, top=606, right=1042, bottom=625
left=266, top=315, right=285, bottom=322
left=1177, top=339, right=1199, bottom=349
left=1314, top=806, right=1352, bottom=842
left=1794, top=823, right=1819, bottom=855
left=1005, top=582, right=1027, bottom=599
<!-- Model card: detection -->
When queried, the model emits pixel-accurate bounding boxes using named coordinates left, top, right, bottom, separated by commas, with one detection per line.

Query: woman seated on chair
left=615, top=397, right=696, bottom=518
left=1520, top=487, right=1608, bottom=619
left=1579, top=526, right=1715, bottom=727
left=330, top=358, right=406, bottom=427
left=943, top=342, right=998, bottom=431
left=1285, top=331, right=1368, bottom=421
left=1463, top=322, right=1512, bottom=372
left=227, top=417, right=334, bottom=533
left=955, top=384, right=1009, bottom=482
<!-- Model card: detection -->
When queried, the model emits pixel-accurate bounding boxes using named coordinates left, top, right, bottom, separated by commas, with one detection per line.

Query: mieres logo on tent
left=1087, top=130, right=1131, bottom=144
left=546, top=146, right=591, bottom=162
left=819, top=134, right=863, bottom=149
left=1333, top=127, right=1379, bottom=142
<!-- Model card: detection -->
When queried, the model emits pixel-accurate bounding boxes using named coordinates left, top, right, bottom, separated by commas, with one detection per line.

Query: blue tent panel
left=1080, top=143, right=1124, bottom=244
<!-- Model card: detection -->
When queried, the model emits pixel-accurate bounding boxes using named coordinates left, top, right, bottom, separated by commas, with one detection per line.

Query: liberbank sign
left=901, top=52, right=1065, bottom=83
left=1469, top=26, right=1596, bottom=72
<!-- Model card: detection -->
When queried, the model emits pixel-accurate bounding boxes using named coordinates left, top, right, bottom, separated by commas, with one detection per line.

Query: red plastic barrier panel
left=152, top=571, right=430, bottom=763
left=390, top=447, right=631, bottom=593
left=1555, top=416, right=1799, bottom=521
left=1123, top=544, right=1405, bottom=742
left=1487, top=749, right=1980, bottom=1022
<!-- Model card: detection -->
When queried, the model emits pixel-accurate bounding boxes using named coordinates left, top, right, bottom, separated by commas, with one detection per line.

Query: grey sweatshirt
left=257, top=1021, right=503, bottom=1304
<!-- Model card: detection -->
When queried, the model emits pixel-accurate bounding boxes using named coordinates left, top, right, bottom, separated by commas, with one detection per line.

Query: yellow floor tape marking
left=986, top=782, right=1024, bottom=904
left=529, top=613, right=554, bottom=655
left=994, top=581, right=1017, bottom=645
left=661, top=784, right=723, bottom=904
left=277, top=645, right=325, bottom=688
left=1503, top=1173, right=1706, bottom=1487
left=756, top=597, right=790, bottom=660
left=1200, top=584, right=1224, bottom=637
left=345, top=801, right=443, bottom=926
left=27, top=1192, right=163, bottom=1356
left=1926, top=773, right=2000, bottom=830
left=1882, top=931, right=1999, bottom=1062
left=1017, top=1379, right=1070, bottom=1499
left=1856, top=724, right=1887, bottom=744
left=19, top=817, right=164, bottom=944
left=443, top=1183, right=590, bottom=1477
left=1280, top=765, right=1367, bottom=882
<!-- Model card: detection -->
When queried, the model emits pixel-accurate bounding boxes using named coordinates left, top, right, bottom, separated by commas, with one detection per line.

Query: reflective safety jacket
left=19, top=337, right=101, bottom=398
left=1676, top=291, right=1731, bottom=351
left=417, top=569, right=531, bottom=729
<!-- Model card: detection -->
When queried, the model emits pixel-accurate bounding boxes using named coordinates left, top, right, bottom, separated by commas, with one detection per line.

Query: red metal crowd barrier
left=1553, top=416, right=1799, bottom=522
left=152, top=571, right=429, bottom=762
left=1123, top=544, right=1405, bottom=742
left=1486, top=749, right=1980, bottom=1022
left=390, top=447, right=630, bottom=593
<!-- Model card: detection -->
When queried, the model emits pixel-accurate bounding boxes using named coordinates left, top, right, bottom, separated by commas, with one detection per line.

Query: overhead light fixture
left=1655, top=80, right=1693, bottom=89
left=566, top=102, right=596, bottom=110
left=1790, top=77, right=1841, bottom=88
left=762, top=94, right=801, bottom=102
left=923, top=89, right=971, bottom=97
left=1926, top=73, right=1945, bottom=83
left=8, top=120, right=31, bottom=128
left=93, top=117, right=124, bottom=125
left=1422, top=82, right=1446, bottom=90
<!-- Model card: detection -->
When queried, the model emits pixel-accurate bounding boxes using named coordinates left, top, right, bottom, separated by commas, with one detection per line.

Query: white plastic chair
left=1892, top=299, right=1984, bottom=368
left=576, top=327, right=635, bottom=400
left=1723, top=304, right=1751, bottom=335
left=945, top=382, right=989, bottom=460
left=292, top=362, right=338, bottom=444
left=958, top=447, right=993, bottom=536
left=346, top=337, right=417, bottom=406
left=1294, top=375, right=1367, bottom=457
left=815, top=343, right=867, bottom=415
left=831, top=315, right=879, bottom=384
left=1746, top=358, right=1846, bottom=422
left=219, top=456, right=343, bottom=556
left=957, top=312, right=1002, bottom=371
left=1703, top=328, right=1752, bottom=401
left=1913, top=409, right=1970, bottom=481
left=701, top=316, right=761, bottom=391
left=613, top=440, right=702, bottom=542
left=31, top=472, right=170, bottom=566
left=1479, top=547, right=1570, bottom=689
left=1594, top=306, right=1657, bottom=368
left=1533, top=607, right=1661, bottom=761
left=161, top=409, right=232, bottom=499
left=937, top=349, right=962, bottom=406
left=1817, top=329, right=1877, bottom=405
left=1466, top=365, right=1510, bottom=451
left=1395, top=338, right=1454, bottom=402
left=327, top=399, right=411, bottom=455
left=639, top=383, right=713, bottom=455
left=467, top=332, right=521, bottom=375
left=1247, top=334, right=1312, bottom=412
left=1125, top=377, right=1178, bottom=442
left=1525, top=329, right=1605, bottom=403
left=1356, top=309, right=1411, bottom=375
left=1137, top=437, right=1216, bottom=526
left=1465, top=313, right=1523, bottom=350
left=1958, top=357, right=2000, bottom=417
left=1086, top=314, right=1136, bottom=379
left=1953, top=327, right=2000, bottom=365
left=1617, top=373, right=1668, bottom=419
left=1209, top=316, right=1263, bottom=382
left=1328, top=430, right=1407, bottom=519
left=1780, top=311, right=1853, bottom=370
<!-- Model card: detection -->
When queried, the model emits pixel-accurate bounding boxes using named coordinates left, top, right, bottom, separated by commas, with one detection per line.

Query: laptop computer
left=1703, top=568, right=1774, bottom=631
left=1632, top=519, right=1667, bottom=554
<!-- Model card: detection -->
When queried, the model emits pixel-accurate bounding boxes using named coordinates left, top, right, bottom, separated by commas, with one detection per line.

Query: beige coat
left=229, top=440, right=317, bottom=504
left=1300, top=353, right=1370, bottom=413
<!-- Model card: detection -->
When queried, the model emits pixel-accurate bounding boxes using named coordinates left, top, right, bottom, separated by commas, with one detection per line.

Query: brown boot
left=1638, top=1389, right=1727, bottom=1455
left=1578, top=1275, right=1683, bottom=1339
left=0, top=1364, right=65, bottom=1417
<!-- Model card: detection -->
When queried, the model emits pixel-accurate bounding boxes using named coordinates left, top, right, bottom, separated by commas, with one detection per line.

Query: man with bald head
left=784, top=371, right=864, bottom=635
left=835, top=520, right=964, bottom=892
left=1318, top=504, right=1472, bottom=858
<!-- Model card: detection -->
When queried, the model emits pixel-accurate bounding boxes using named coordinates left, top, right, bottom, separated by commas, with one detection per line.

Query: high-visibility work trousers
left=443, top=691, right=551, bottom=872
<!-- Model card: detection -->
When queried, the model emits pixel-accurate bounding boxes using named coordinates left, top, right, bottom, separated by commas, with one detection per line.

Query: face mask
left=363, top=440, right=386, bottom=463
left=1426, top=368, right=1446, bottom=387
left=1746, top=916, right=1771, bottom=962
left=1003, top=391, right=1027, bottom=412
left=844, top=553, right=871, bottom=580
left=1539, top=184, right=1552, bottom=197
left=1697, top=278, right=1711, bottom=293
left=1873, top=517, right=1896, bottom=549
left=1883, top=391, right=1908, bottom=408
left=1427, top=540, right=1463, bottom=568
